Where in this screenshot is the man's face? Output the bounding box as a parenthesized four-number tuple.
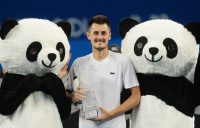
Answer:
(87, 23, 111, 51)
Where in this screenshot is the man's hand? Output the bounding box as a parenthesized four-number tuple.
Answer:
(92, 86, 140, 121)
(91, 107, 112, 121)
(72, 86, 86, 103)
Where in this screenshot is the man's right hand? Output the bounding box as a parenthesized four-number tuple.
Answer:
(72, 86, 86, 103)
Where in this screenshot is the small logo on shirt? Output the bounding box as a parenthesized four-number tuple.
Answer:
(110, 72, 115, 75)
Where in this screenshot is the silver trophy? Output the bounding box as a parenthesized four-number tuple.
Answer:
(74, 60, 101, 119)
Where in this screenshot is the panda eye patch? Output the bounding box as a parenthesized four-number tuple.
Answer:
(163, 38, 178, 59)
(30, 48, 37, 55)
(26, 41, 42, 62)
(59, 48, 64, 55)
(137, 42, 143, 49)
(167, 44, 175, 51)
(56, 42, 65, 62)
(134, 36, 148, 56)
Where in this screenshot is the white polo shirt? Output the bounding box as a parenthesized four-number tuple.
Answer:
(67, 51, 139, 128)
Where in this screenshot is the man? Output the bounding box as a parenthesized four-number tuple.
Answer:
(67, 15, 141, 128)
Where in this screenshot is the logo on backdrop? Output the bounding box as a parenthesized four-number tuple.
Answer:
(53, 13, 169, 39)
(53, 17, 88, 39)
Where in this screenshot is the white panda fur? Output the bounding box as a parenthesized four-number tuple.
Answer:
(0, 19, 70, 76)
(0, 18, 71, 128)
(195, 106, 200, 114)
(0, 115, 16, 128)
(122, 19, 198, 81)
(119, 19, 200, 128)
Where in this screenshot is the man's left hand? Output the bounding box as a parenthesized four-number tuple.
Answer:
(92, 107, 112, 121)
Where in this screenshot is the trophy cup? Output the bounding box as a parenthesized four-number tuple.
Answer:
(74, 61, 101, 119)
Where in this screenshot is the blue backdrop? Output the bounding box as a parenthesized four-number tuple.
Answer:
(0, 0, 200, 65)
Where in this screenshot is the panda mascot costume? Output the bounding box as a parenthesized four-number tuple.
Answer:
(119, 18, 200, 128)
(0, 18, 72, 128)
(194, 40, 200, 127)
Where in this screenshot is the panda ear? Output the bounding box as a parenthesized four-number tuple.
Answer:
(185, 22, 200, 43)
(0, 19, 18, 40)
(56, 21, 71, 38)
(119, 18, 139, 39)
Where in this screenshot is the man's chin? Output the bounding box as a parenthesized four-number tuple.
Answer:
(94, 47, 106, 51)
(97, 48, 105, 51)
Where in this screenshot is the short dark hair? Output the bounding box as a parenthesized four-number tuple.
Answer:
(88, 15, 111, 30)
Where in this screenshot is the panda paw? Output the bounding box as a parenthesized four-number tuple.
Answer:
(19, 74, 42, 93)
(41, 72, 65, 95)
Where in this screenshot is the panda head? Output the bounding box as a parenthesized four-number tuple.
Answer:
(119, 18, 200, 78)
(0, 18, 71, 76)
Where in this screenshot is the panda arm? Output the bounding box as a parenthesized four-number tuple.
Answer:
(137, 73, 195, 117)
(194, 54, 200, 87)
(0, 74, 41, 115)
(193, 54, 200, 111)
(41, 73, 72, 119)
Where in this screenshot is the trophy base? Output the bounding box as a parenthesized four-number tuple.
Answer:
(81, 108, 101, 119)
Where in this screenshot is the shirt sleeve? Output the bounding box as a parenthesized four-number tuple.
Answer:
(122, 56, 139, 89)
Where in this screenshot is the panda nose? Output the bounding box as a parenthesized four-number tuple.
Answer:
(149, 47, 159, 56)
(48, 53, 56, 62)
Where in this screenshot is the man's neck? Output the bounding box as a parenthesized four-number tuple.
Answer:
(92, 48, 109, 60)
